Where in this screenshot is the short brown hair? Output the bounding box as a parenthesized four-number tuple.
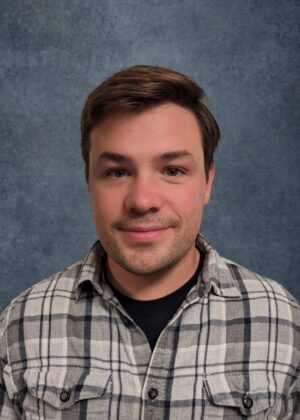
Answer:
(81, 65, 220, 178)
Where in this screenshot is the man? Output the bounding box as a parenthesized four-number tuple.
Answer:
(0, 65, 299, 419)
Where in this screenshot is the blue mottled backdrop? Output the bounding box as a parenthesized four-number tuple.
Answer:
(0, 0, 299, 311)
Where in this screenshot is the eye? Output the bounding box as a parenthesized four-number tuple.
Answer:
(107, 168, 128, 178)
(164, 167, 184, 176)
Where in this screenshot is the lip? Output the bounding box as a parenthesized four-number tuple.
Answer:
(119, 227, 169, 241)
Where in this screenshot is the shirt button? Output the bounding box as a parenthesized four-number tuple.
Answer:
(242, 393, 253, 409)
(60, 390, 71, 402)
(148, 387, 159, 400)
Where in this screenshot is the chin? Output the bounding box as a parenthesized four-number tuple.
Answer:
(115, 252, 181, 276)
(121, 265, 169, 277)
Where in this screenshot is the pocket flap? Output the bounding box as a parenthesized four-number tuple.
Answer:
(205, 372, 274, 416)
(24, 368, 111, 409)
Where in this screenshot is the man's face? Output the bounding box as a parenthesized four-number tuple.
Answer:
(87, 103, 214, 276)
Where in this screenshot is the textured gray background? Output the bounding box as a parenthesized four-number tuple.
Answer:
(1, 0, 299, 312)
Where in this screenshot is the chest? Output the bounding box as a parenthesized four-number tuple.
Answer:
(6, 295, 290, 419)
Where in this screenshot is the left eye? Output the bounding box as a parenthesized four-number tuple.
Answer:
(165, 168, 183, 176)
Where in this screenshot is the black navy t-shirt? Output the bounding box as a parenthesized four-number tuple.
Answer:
(103, 250, 205, 350)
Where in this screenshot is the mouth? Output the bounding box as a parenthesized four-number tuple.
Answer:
(119, 226, 170, 241)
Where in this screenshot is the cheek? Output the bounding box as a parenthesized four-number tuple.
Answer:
(89, 186, 116, 218)
(171, 186, 204, 216)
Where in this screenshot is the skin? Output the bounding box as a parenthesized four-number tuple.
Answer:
(87, 103, 215, 300)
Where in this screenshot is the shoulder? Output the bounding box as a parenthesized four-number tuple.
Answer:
(199, 234, 299, 313)
(220, 255, 300, 324)
(0, 258, 84, 336)
(225, 256, 299, 302)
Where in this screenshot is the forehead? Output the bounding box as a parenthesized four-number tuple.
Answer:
(90, 103, 203, 159)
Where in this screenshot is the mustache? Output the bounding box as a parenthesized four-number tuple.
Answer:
(113, 217, 180, 230)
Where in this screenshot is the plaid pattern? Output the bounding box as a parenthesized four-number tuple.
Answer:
(0, 234, 299, 419)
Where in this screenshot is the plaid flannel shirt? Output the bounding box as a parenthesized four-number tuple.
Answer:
(0, 234, 299, 419)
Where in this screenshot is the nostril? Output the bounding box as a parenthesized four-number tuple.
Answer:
(128, 207, 160, 217)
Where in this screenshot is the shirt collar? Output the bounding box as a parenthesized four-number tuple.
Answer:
(75, 233, 242, 301)
(196, 235, 242, 298)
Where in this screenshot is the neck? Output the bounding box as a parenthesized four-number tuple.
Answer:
(106, 246, 200, 300)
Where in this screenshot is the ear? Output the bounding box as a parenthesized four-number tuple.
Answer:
(203, 163, 215, 205)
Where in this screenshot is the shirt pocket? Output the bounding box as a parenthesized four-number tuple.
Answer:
(204, 372, 276, 419)
(21, 368, 112, 419)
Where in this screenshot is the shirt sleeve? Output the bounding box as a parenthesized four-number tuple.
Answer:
(0, 306, 19, 419)
(285, 293, 300, 418)
(284, 367, 300, 417)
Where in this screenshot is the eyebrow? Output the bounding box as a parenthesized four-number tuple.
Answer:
(98, 152, 132, 163)
(158, 150, 195, 162)
(97, 150, 195, 163)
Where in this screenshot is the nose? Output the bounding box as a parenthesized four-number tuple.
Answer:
(124, 175, 163, 215)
